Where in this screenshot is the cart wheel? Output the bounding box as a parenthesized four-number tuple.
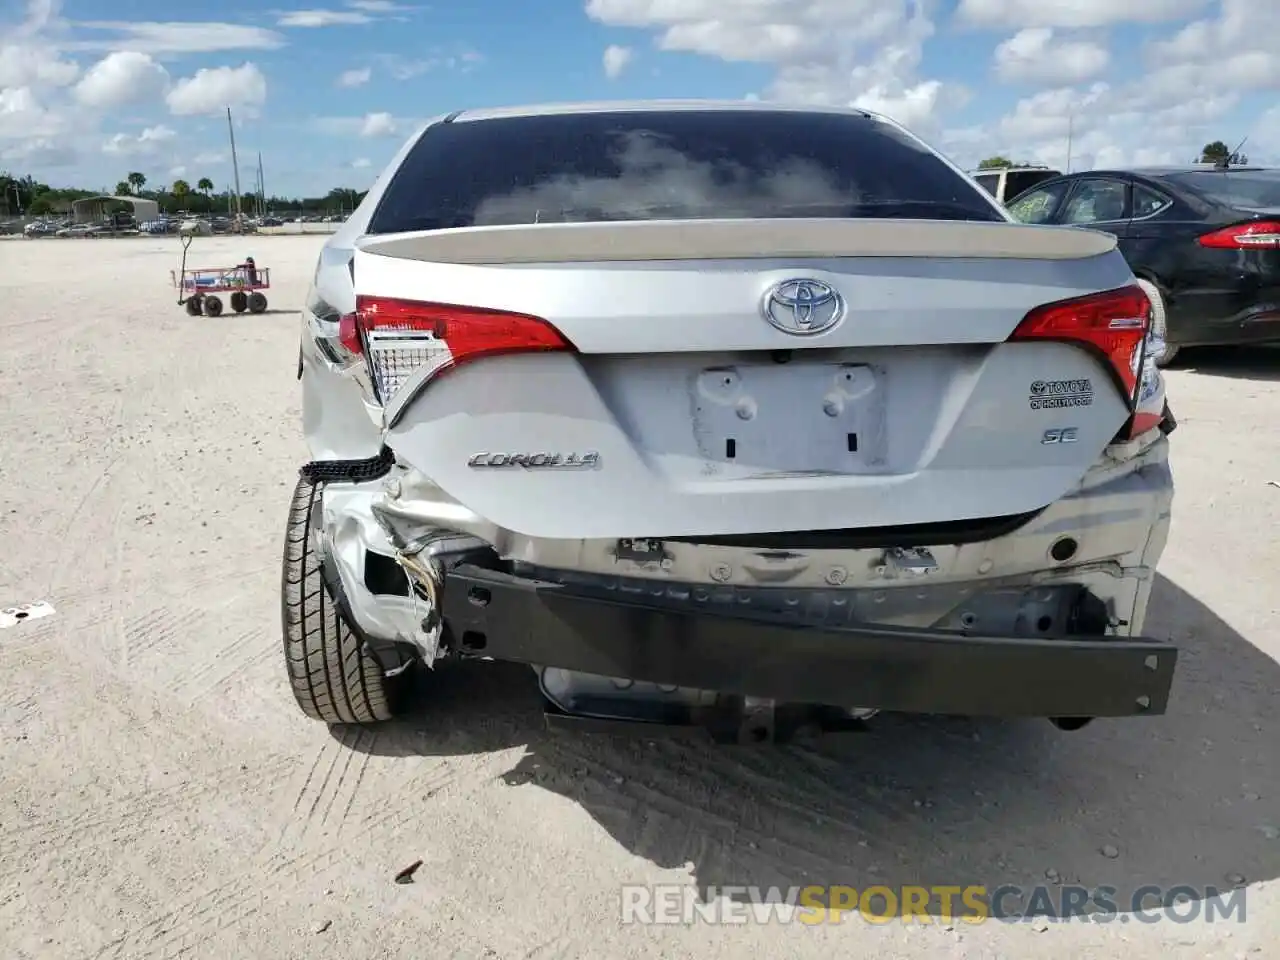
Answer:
(230, 291, 248, 313)
(248, 292, 268, 314)
(185, 297, 202, 317)
(203, 295, 224, 317)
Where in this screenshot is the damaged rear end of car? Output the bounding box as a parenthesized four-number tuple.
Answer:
(287, 103, 1177, 741)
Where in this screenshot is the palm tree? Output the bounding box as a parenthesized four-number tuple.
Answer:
(126, 171, 146, 195)
(171, 179, 190, 211)
(196, 177, 213, 212)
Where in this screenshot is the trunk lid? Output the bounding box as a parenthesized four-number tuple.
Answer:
(355, 219, 1139, 540)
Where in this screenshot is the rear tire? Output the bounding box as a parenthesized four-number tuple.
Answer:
(184, 297, 202, 317)
(1136, 278, 1179, 367)
(281, 476, 413, 724)
(248, 292, 268, 314)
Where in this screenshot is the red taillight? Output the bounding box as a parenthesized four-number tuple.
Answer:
(1008, 285, 1150, 402)
(1197, 221, 1280, 249)
(352, 295, 572, 403)
(338, 312, 361, 355)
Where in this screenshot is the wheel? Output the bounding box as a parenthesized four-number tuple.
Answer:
(203, 295, 223, 317)
(230, 291, 248, 313)
(248, 292, 268, 314)
(1136, 278, 1179, 367)
(281, 476, 414, 723)
(184, 297, 202, 317)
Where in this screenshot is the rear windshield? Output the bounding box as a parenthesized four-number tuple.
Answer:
(367, 110, 1004, 233)
(973, 173, 999, 197)
(1162, 171, 1280, 210)
(1003, 169, 1059, 200)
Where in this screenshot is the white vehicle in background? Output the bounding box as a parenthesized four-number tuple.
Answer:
(286, 100, 1177, 744)
(971, 164, 1062, 205)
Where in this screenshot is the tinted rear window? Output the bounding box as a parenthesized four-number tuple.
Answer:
(1161, 171, 1280, 210)
(368, 110, 1003, 233)
(1004, 170, 1058, 200)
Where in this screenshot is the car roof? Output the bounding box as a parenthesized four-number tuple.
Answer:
(1069, 165, 1277, 178)
(448, 99, 879, 123)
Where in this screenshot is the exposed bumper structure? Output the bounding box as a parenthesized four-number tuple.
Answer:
(441, 563, 1177, 721)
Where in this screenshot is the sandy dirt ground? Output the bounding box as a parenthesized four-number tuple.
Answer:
(0, 235, 1276, 960)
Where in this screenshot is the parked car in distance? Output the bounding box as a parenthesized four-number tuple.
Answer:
(1006, 165, 1280, 366)
(970, 164, 1062, 205)
(286, 99, 1178, 744)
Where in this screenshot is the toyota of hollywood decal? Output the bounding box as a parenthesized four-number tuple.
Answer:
(1028, 379, 1094, 410)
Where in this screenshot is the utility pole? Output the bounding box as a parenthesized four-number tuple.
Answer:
(226, 106, 243, 224)
(1066, 111, 1074, 173)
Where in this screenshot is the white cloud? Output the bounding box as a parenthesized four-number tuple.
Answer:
(348, 0, 414, 11)
(956, 0, 1209, 29)
(102, 124, 176, 155)
(65, 21, 285, 54)
(586, 0, 955, 131)
(0, 44, 79, 87)
(276, 9, 373, 27)
(275, 2, 416, 27)
(1, 136, 76, 167)
(377, 54, 433, 79)
(165, 63, 267, 116)
(360, 111, 396, 137)
(1144, 1, 1280, 92)
(994, 28, 1109, 85)
(0, 85, 63, 141)
(1249, 105, 1280, 159)
(948, 0, 1280, 173)
(73, 51, 169, 108)
(336, 66, 371, 87)
(351, 157, 371, 168)
(11, 0, 63, 38)
(603, 44, 633, 79)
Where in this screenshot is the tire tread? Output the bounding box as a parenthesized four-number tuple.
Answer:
(280, 476, 406, 723)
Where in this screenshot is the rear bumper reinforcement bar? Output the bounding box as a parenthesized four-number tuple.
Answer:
(441, 564, 1178, 719)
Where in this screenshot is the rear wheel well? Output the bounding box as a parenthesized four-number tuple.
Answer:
(1131, 269, 1166, 292)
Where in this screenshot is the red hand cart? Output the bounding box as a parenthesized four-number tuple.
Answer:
(171, 263, 271, 317)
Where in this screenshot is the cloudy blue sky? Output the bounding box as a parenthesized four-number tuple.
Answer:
(1, 0, 1276, 197)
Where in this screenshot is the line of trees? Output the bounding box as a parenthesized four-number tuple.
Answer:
(977, 141, 1250, 172)
(1196, 140, 1249, 165)
(1, 169, 367, 219)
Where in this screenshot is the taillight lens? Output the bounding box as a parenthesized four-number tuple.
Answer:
(1008, 285, 1150, 403)
(1197, 221, 1280, 249)
(352, 295, 572, 403)
(338, 312, 360, 355)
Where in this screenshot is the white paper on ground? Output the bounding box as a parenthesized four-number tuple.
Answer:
(0, 601, 56, 629)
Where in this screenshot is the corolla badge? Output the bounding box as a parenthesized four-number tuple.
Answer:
(761, 278, 844, 336)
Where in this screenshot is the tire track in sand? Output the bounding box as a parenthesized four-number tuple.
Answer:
(89, 753, 505, 960)
(171, 625, 278, 705)
(277, 727, 374, 848)
(0, 758, 294, 880)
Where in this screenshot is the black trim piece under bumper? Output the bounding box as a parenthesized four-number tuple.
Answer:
(299, 446, 395, 485)
(442, 565, 1178, 719)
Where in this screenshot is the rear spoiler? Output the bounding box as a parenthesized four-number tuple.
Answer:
(356, 217, 1118, 265)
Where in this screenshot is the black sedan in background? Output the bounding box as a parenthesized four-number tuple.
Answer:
(1005, 166, 1280, 365)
